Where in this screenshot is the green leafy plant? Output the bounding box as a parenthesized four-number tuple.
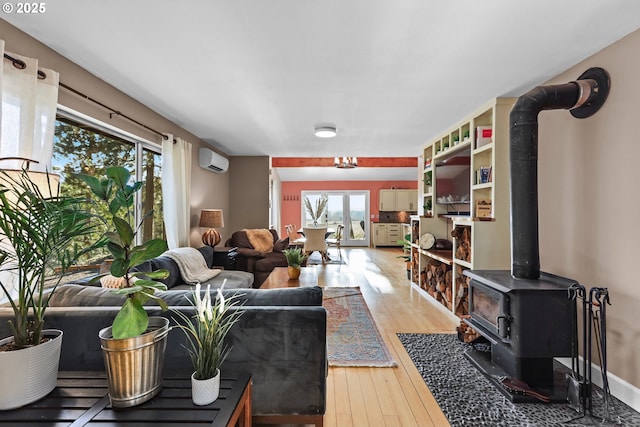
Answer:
(396, 233, 412, 262)
(78, 166, 169, 339)
(173, 282, 244, 380)
(423, 171, 432, 186)
(0, 168, 102, 348)
(424, 199, 432, 211)
(282, 248, 308, 268)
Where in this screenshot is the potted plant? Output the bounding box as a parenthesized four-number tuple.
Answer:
(424, 199, 433, 217)
(282, 248, 308, 279)
(0, 167, 101, 410)
(78, 166, 170, 408)
(423, 171, 432, 195)
(172, 282, 244, 405)
(303, 196, 327, 226)
(396, 233, 412, 279)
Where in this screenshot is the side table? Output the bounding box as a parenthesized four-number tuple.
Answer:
(0, 371, 252, 427)
(213, 246, 238, 270)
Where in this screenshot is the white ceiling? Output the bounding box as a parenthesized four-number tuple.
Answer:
(4, 1, 640, 181)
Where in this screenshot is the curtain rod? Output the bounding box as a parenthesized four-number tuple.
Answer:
(3, 52, 173, 142)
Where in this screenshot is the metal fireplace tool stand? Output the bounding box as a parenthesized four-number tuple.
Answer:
(566, 284, 619, 425)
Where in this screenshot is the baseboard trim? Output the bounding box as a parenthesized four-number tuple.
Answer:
(556, 357, 640, 413)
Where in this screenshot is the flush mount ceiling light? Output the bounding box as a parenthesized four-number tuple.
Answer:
(334, 156, 358, 169)
(314, 126, 337, 138)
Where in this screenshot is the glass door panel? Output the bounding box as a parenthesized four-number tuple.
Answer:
(345, 193, 368, 246)
(301, 190, 369, 247)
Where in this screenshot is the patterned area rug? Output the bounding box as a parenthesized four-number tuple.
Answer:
(398, 333, 640, 427)
(323, 288, 396, 367)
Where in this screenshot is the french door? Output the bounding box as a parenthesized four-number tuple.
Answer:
(301, 191, 370, 246)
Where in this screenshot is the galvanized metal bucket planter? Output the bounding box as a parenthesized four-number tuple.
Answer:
(98, 317, 169, 408)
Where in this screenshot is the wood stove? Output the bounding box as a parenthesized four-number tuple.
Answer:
(462, 68, 610, 402)
(464, 270, 576, 398)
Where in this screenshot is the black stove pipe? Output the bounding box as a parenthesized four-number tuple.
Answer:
(509, 68, 610, 280)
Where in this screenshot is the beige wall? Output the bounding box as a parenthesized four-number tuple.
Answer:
(0, 20, 230, 249)
(228, 156, 271, 234)
(537, 29, 640, 387)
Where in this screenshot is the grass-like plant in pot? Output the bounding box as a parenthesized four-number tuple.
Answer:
(283, 247, 308, 279)
(172, 282, 244, 405)
(78, 166, 170, 407)
(0, 166, 102, 409)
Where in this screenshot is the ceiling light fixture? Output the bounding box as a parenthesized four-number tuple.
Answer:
(334, 156, 358, 169)
(314, 126, 337, 138)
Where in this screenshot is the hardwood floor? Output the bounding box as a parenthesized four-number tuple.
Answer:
(259, 246, 459, 427)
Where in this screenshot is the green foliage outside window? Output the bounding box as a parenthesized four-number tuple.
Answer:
(52, 118, 164, 268)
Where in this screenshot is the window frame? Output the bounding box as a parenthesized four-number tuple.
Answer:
(55, 105, 162, 244)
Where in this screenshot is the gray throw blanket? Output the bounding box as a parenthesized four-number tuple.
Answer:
(162, 247, 221, 284)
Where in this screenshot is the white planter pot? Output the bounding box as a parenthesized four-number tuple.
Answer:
(99, 317, 169, 408)
(191, 369, 220, 406)
(0, 329, 63, 410)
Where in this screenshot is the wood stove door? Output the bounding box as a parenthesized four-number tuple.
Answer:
(469, 280, 511, 341)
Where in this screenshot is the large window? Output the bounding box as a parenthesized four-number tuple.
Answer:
(51, 111, 163, 266)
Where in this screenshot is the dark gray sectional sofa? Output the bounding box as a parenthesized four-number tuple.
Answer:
(0, 246, 327, 427)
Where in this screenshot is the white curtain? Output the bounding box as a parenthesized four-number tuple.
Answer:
(0, 41, 60, 304)
(162, 134, 192, 249)
(0, 46, 59, 171)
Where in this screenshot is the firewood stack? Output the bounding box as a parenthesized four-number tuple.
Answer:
(457, 316, 480, 343)
(454, 265, 470, 317)
(411, 247, 419, 283)
(451, 225, 472, 262)
(422, 258, 453, 309)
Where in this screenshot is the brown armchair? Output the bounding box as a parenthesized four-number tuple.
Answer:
(226, 228, 289, 287)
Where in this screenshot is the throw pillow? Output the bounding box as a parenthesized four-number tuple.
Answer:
(100, 274, 138, 289)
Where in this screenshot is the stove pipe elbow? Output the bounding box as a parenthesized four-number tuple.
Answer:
(509, 68, 610, 280)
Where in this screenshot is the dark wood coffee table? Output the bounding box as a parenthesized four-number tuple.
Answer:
(0, 371, 252, 426)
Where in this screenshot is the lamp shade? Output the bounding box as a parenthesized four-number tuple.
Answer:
(2, 170, 60, 203)
(199, 209, 224, 228)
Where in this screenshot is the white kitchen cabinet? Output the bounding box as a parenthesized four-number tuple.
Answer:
(396, 189, 417, 211)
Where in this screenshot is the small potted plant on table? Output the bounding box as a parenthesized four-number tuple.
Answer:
(173, 282, 244, 405)
(282, 248, 308, 279)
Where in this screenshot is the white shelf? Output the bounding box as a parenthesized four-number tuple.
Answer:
(454, 259, 472, 269)
(433, 140, 472, 161)
(473, 142, 494, 154)
(472, 182, 493, 190)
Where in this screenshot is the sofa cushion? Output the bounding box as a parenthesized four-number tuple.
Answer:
(273, 236, 289, 252)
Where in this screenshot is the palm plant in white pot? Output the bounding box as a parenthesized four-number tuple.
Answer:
(0, 166, 102, 410)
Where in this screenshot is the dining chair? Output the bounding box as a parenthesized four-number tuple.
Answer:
(325, 224, 344, 262)
(286, 224, 305, 248)
(303, 226, 328, 264)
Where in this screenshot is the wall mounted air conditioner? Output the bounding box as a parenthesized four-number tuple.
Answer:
(199, 147, 229, 173)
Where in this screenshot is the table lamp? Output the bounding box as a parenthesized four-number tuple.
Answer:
(199, 209, 224, 247)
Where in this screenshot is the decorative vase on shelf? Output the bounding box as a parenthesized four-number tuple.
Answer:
(288, 266, 301, 279)
(191, 369, 220, 406)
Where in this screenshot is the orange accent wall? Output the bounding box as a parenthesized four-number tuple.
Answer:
(280, 180, 417, 237)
